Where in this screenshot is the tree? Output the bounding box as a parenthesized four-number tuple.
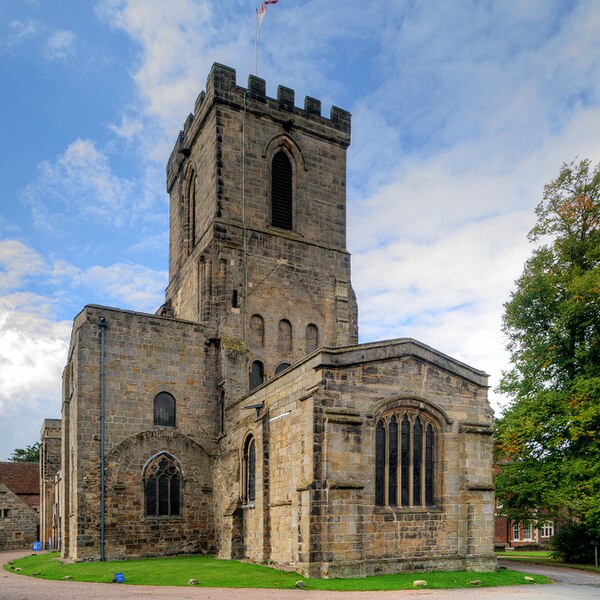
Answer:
(494, 158, 600, 538)
(9, 442, 40, 463)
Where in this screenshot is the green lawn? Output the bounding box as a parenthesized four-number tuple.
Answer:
(496, 550, 600, 573)
(4, 552, 550, 590)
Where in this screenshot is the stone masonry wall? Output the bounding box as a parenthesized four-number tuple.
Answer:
(62, 305, 218, 561)
(214, 339, 495, 578)
(0, 484, 38, 550)
(40, 419, 61, 550)
(310, 341, 495, 577)
(164, 64, 358, 385)
(213, 357, 322, 568)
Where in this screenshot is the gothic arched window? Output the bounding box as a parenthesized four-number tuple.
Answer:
(278, 319, 292, 353)
(144, 454, 181, 517)
(250, 360, 264, 391)
(374, 411, 437, 508)
(249, 314, 265, 348)
(271, 151, 293, 230)
(154, 392, 176, 428)
(243, 436, 256, 504)
(305, 323, 319, 354)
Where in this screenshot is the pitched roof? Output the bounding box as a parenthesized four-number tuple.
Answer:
(0, 462, 39, 496)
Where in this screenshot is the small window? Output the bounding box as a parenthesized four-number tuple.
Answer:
(154, 392, 176, 428)
(250, 360, 264, 391)
(275, 362, 291, 375)
(522, 522, 533, 541)
(305, 323, 319, 354)
(271, 151, 293, 230)
(14, 531, 22, 540)
(513, 522, 520, 541)
(0, 509, 9, 518)
(249, 314, 265, 348)
(243, 436, 256, 504)
(219, 390, 225, 436)
(144, 454, 182, 517)
(278, 319, 292, 352)
(540, 522, 554, 538)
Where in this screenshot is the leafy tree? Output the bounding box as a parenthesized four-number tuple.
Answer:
(9, 442, 41, 463)
(495, 159, 600, 539)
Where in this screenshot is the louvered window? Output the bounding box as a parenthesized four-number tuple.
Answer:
(375, 412, 436, 508)
(154, 392, 176, 427)
(271, 151, 293, 230)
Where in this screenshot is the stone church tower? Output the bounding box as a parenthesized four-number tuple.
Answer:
(163, 64, 357, 402)
(42, 64, 496, 577)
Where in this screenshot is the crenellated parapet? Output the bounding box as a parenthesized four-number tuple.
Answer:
(167, 63, 351, 192)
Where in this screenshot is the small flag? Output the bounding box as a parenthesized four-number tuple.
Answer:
(257, 0, 279, 25)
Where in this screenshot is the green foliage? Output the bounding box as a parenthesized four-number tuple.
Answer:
(495, 159, 600, 536)
(551, 522, 595, 564)
(4, 553, 550, 589)
(8, 442, 40, 462)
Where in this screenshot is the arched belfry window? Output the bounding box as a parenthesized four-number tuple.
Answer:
(154, 392, 176, 428)
(375, 411, 437, 508)
(144, 454, 182, 517)
(243, 435, 256, 504)
(249, 360, 264, 391)
(271, 151, 293, 230)
(185, 167, 197, 255)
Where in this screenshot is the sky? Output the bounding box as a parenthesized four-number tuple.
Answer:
(1, 0, 600, 460)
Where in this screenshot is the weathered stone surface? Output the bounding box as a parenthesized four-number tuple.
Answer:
(0, 484, 38, 550)
(47, 64, 496, 578)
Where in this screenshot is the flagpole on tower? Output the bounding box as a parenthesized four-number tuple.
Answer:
(254, 0, 279, 76)
(254, 10, 260, 75)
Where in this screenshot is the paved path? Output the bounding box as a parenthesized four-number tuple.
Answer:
(2, 550, 600, 600)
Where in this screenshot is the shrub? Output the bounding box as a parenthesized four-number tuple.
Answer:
(551, 522, 595, 563)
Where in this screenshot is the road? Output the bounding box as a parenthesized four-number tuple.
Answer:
(2, 550, 599, 600)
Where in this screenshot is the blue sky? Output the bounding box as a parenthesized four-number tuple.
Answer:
(1, 0, 600, 460)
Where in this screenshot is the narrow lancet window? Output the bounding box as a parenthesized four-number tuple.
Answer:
(271, 151, 293, 230)
(375, 420, 386, 506)
(250, 360, 264, 391)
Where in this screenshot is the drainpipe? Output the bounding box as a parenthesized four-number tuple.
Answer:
(98, 316, 108, 562)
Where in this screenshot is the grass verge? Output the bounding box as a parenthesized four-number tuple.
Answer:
(496, 551, 600, 573)
(4, 552, 550, 590)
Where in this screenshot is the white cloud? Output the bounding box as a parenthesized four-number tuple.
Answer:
(1, 19, 42, 51)
(45, 29, 76, 61)
(78, 263, 167, 313)
(0, 238, 168, 457)
(0, 240, 47, 292)
(22, 138, 137, 230)
(0, 292, 70, 459)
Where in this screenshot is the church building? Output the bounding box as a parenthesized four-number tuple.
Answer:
(41, 64, 496, 577)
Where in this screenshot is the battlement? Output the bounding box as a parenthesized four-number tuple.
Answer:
(167, 63, 351, 190)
